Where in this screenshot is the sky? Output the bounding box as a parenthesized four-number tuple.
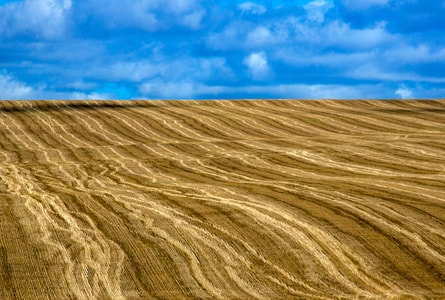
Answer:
(0, 0, 444, 100)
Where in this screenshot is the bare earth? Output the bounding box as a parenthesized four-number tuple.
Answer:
(1, 99, 445, 299)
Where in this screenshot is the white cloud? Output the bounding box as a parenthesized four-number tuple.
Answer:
(304, 0, 333, 22)
(0, 71, 35, 99)
(180, 9, 205, 29)
(350, 63, 445, 83)
(138, 81, 389, 99)
(70, 92, 112, 100)
(87, 57, 233, 83)
(231, 18, 396, 52)
(276, 49, 375, 67)
(89, 61, 159, 82)
(209, 15, 395, 52)
(342, 0, 389, 10)
(208, 21, 288, 50)
(167, 0, 199, 14)
(138, 81, 226, 99)
(238, 2, 267, 14)
(244, 52, 271, 80)
(64, 80, 97, 90)
(196, 58, 234, 80)
(207, 24, 240, 50)
(84, 0, 204, 31)
(165, 0, 206, 30)
(239, 83, 385, 99)
(395, 87, 414, 99)
(383, 45, 445, 64)
(139, 82, 194, 98)
(0, 0, 72, 39)
(322, 21, 395, 49)
(0, 70, 113, 100)
(247, 26, 273, 45)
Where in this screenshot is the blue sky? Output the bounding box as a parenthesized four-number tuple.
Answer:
(0, 0, 444, 99)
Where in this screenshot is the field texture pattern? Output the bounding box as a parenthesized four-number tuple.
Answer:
(1, 100, 445, 299)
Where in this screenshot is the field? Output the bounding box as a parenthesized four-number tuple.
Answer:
(1, 99, 445, 299)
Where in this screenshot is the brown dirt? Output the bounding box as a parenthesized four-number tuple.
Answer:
(1, 99, 445, 299)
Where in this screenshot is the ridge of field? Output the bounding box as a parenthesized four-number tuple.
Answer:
(0, 99, 445, 299)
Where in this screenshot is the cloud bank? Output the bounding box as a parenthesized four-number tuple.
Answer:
(0, 0, 444, 99)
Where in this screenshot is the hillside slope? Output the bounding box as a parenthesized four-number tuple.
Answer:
(1, 99, 445, 299)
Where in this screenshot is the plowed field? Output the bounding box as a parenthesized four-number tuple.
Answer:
(1, 99, 445, 299)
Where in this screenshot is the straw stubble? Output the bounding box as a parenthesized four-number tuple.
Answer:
(0, 99, 445, 299)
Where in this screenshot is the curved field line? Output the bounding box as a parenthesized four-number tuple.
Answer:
(0, 100, 445, 299)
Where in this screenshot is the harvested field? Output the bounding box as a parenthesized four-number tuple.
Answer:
(1, 99, 445, 299)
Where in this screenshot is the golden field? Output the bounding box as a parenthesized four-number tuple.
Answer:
(0, 99, 445, 299)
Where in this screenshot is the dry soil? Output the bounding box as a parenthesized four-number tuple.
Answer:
(1, 99, 445, 299)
